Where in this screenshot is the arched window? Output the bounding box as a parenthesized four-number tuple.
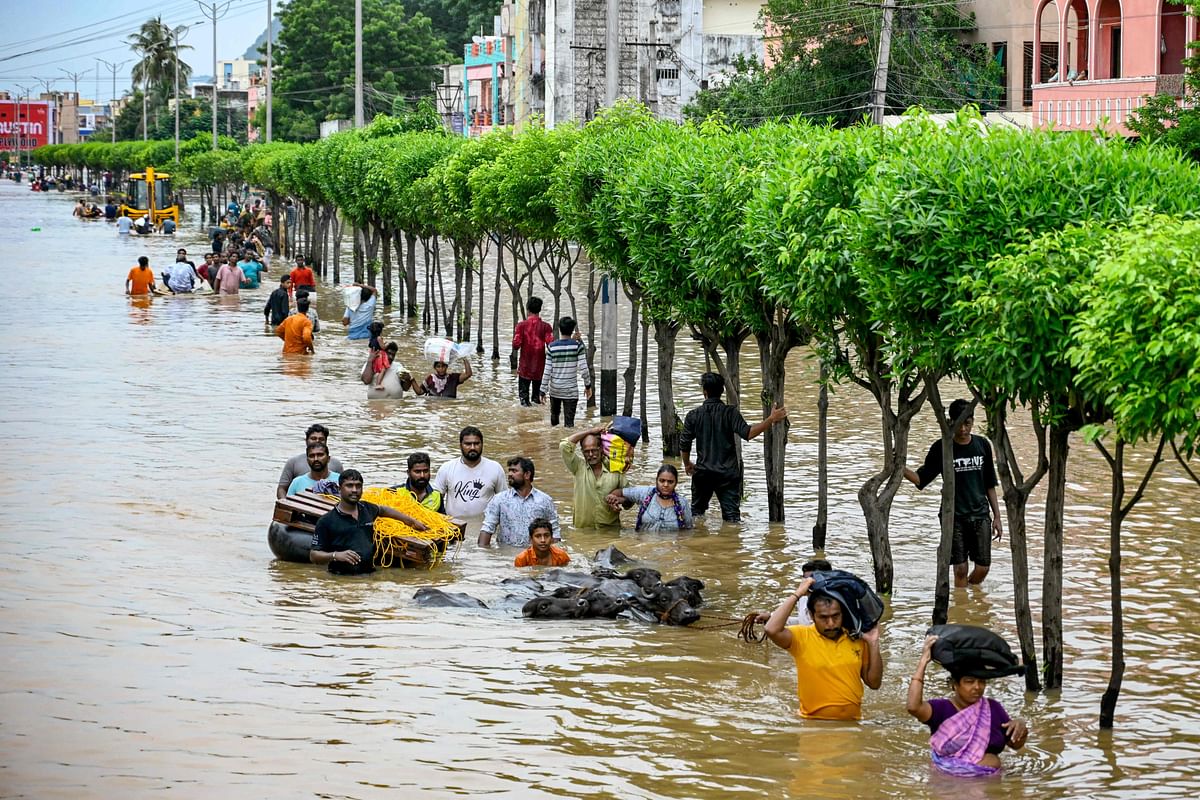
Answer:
(1095, 0, 1122, 80)
(1065, 0, 1090, 81)
(1036, 0, 1060, 82)
(1161, 0, 1187, 75)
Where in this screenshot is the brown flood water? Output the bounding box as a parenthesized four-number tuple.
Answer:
(0, 184, 1197, 799)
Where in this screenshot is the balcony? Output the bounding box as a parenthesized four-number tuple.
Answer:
(1032, 75, 1185, 135)
(1031, 0, 1196, 135)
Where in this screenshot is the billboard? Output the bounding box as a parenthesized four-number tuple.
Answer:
(0, 101, 52, 150)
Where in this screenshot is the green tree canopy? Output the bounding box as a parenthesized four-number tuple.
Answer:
(272, 0, 447, 142)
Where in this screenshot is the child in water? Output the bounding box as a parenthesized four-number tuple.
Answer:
(368, 322, 390, 388)
(514, 518, 570, 567)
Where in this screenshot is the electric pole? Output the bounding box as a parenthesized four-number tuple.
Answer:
(869, 0, 897, 126)
(37, 78, 56, 144)
(600, 275, 618, 416)
(61, 69, 86, 145)
(15, 84, 33, 168)
(354, 0, 363, 127)
(266, 0, 273, 142)
(98, 59, 128, 143)
(197, 1, 233, 149)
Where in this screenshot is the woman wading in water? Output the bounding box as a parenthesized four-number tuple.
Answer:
(608, 464, 694, 532)
(906, 635, 1028, 776)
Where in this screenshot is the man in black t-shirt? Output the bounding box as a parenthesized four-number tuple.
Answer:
(904, 399, 1003, 587)
(680, 372, 788, 522)
(309, 470, 429, 575)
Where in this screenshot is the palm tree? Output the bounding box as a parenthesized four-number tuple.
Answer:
(127, 16, 193, 107)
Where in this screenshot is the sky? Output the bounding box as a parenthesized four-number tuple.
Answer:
(0, 0, 268, 103)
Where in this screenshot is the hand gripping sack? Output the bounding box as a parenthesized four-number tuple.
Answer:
(807, 569, 885, 639)
(926, 624, 1025, 679)
(601, 432, 635, 473)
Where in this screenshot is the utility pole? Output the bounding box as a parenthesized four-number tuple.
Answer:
(98, 59, 127, 143)
(174, 25, 189, 162)
(600, 275, 618, 416)
(142, 78, 148, 140)
(61, 69, 86, 146)
(15, 84, 33, 168)
(354, 0, 363, 127)
(605, 0, 619, 105)
(266, 0, 273, 142)
(197, 1, 232, 149)
(36, 78, 56, 144)
(869, 0, 897, 126)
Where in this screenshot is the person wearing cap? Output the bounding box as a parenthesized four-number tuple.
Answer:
(414, 358, 471, 398)
(763, 576, 882, 720)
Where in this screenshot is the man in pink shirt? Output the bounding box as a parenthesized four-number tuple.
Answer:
(215, 254, 246, 295)
(511, 296, 554, 406)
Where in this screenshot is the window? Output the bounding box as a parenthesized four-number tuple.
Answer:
(656, 67, 679, 81)
(1022, 42, 1034, 106)
(1039, 42, 1059, 84)
(993, 42, 1009, 107)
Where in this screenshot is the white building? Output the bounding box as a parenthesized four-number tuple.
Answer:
(545, 0, 766, 126)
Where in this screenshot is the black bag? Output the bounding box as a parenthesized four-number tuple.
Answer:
(808, 569, 885, 639)
(927, 624, 1025, 679)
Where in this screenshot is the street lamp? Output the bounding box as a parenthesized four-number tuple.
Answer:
(14, 83, 33, 169)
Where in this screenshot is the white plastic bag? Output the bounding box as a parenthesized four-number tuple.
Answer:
(423, 338, 474, 364)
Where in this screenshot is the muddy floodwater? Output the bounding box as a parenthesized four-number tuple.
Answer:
(0, 183, 1197, 799)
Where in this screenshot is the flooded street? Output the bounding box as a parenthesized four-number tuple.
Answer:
(0, 182, 1197, 799)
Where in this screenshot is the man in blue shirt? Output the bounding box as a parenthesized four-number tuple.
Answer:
(287, 442, 340, 496)
(238, 251, 266, 289)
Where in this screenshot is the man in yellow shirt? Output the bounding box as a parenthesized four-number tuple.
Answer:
(764, 576, 883, 720)
(560, 426, 626, 527)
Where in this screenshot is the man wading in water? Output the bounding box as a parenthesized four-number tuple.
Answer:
(309, 470, 428, 575)
(431, 426, 507, 521)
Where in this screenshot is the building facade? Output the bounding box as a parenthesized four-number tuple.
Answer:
(1031, 0, 1197, 133)
(544, 0, 765, 126)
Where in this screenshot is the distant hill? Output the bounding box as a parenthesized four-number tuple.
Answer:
(243, 18, 282, 61)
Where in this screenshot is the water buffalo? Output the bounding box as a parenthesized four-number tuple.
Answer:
(638, 584, 701, 626)
(523, 595, 589, 619)
(664, 576, 705, 608)
(413, 587, 488, 608)
(622, 568, 662, 590)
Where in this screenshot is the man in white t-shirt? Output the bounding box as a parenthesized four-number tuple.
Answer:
(432, 426, 507, 520)
(116, 215, 132, 235)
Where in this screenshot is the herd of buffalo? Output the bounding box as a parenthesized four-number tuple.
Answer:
(413, 559, 707, 627)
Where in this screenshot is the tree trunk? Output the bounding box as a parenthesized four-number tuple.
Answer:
(379, 227, 392, 307)
(585, 261, 599, 407)
(622, 285, 640, 417)
(639, 314, 650, 443)
(986, 401, 1047, 694)
(1097, 436, 1164, 728)
(1042, 423, 1070, 690)
(927, 379, 959, 627)
(331, 213, 343, 285)
(756, 322, 797, 523)
(391, 231, 406, 312)
(405, 232, 418, 318)
(814, 362, 829, 552)
(476, 240, 486, 354)
(653, 319, 682, 457)
(492, 233, 504, 360)
(856, 371, 925, 599)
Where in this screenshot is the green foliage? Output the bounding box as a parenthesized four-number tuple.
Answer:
(1069, 214, 1200, 455)
(404, 0, 496, 57)
(850, 108, 1200, 376)
(469, 124, 579, 243)
(686, 2, 1002, 128)
(272, 0, 447, 142)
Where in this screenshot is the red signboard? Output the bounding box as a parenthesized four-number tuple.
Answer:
(0, 101, 51, 150)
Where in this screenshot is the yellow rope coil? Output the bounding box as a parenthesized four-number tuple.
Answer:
(360, 487, 463, 570)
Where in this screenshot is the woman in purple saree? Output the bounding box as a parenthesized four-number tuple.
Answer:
(906, 635, 1028, 776)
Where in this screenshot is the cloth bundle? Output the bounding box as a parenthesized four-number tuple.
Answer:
(602, 416, 642, 473)
(927, 624, 1025, 679)
(807, 569, 885, 638)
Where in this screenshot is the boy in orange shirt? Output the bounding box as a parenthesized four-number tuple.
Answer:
(514, 518, 569, 567)
(125, 256, 157, 295)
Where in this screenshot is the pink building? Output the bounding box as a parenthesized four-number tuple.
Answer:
(1033, 0, 1197, 134)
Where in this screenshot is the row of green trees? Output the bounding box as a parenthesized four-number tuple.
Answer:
(33, 107, 1200, 727)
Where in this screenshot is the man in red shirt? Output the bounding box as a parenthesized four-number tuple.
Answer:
(511, 296, 553, 406)
(289, 255, 316, 294)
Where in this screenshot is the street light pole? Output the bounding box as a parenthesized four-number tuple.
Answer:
(14, 84, 33, 169)
(266, 0, 273, 142)
(197, 1, 232, 150)
(354, 0, 363, 127)
(36, 78, 56, 144)
(98, 59, 128, 143)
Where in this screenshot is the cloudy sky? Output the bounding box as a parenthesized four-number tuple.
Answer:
(1, 0, 267, 101)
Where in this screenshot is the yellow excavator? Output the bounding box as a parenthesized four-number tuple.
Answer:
(119, 166, 179, 225)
